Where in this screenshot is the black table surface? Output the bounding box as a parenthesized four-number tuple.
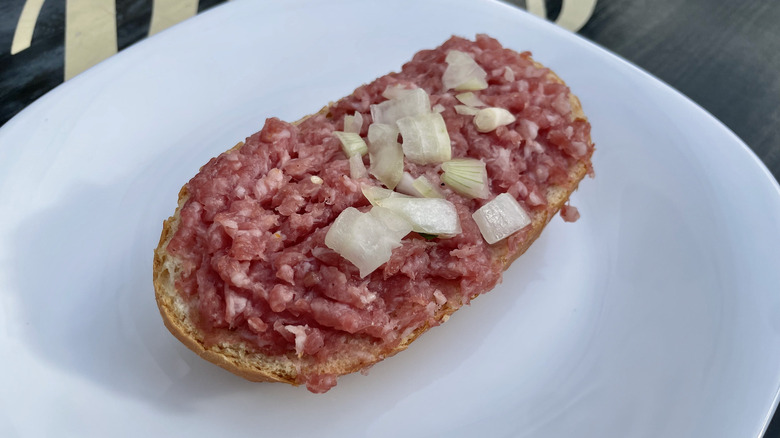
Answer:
(1, 0, 779, 435)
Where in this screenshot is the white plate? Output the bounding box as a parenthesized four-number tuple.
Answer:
(1, 0, 779, 436)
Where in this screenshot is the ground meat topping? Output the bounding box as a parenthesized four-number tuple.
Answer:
(166, 34, 593, 391)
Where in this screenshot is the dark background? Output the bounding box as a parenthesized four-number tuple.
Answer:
(1, 0, 778, 434)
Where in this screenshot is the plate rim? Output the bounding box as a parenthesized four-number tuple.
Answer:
(1, 0, 779, 435)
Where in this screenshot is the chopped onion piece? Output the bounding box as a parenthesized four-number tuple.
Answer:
(395, 172, 424, 197)
(455, 92, 486, 108)
(443, 50, 488, 91)
(412, 175, 444, 198)
(343, 112, 363, 134)
(454, 105, 480, 116)
(504, 66, 515, 82)
(325, 207, 412, 278)
(397, 113, 452, 164)
(333, 131, 367, 157)
(362, 185, 410, 206)
(503, 66, 515, 82)
(370, 145, 404, 189)
(441, 158, 489, 199)
(370, 206, 413, 242)
(367, 123, 403, 189)
(310, 175, 324, 185)
(432, 103, 445, 113)
(367, 122, 399, 145)
(472, 193, 531, 244)
(474, 107, 516, 133)
(458, 78, 488, 91)
(375, 197, 462, 235)
(349, 154, 368, 179)
(371, 88, 431, 125)
(382, 84, 415, 100)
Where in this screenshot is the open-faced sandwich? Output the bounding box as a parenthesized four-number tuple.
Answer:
(153, 34, 594, 393)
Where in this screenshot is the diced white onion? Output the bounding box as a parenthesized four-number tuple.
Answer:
(371, 88, 431, 125)
(397, 112, 451, 165)
(371, 206, 413, 242)
(284, 325, 308, 358)
(382, 84, 415, 100)
(412, 175, 444, 198)
(370, 145, 404, 189)
(455, 92, 486, 108)
(443, 50, 488, 91)
(333, 131, 367, 157)
(395, 172, 424, 197)
(375, 197, 462, 236)
(503, 66, 515, 82)
(367, 123, 403, 189)
(455, 105, 480, 116)
(361, 185, 410, 206)
(324, 206, 412, 278)
(472, 193, 531, 244)
(349, 155, 368, 179)
(310, 175, 324, 185)
(441, 158, 489, 199)
(432, 103, 445, 113)
(367, 122, 399, 145)
(343, 112, 364, 134)
(474, 107, 516, 133)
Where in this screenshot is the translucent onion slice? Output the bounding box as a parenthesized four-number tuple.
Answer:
(367, 122, 399, 145)
(367, 123, 403, 189)
(371, 206, 413, 242)
(382, 84, 415, 100)
(375, 197, 462, 235)
(412, 175, 444, 198)
(370, 145, 404, 189)
(455, 92, 486, 108)
(432, 103, 445, 113)
(455, 105, 480, 116)
(333, 131, 367, 157)
(472, 193, 531, 244)
(473, 107, 516, 133)
(370, 88, 431, 125)
(325, 207, 412, 278)
(503, 66, 515, 82)
(349, 154, 368, 179)
(395, 172, 424, 197)
(343, 112, 364, 134)
(397, 113, 452, 165)
(443, 50, 488, 91)
(441, 158, 489, 199)
(361, 185, 410, 206)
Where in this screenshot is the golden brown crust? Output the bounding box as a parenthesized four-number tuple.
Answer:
(153, 57, 593, 389)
